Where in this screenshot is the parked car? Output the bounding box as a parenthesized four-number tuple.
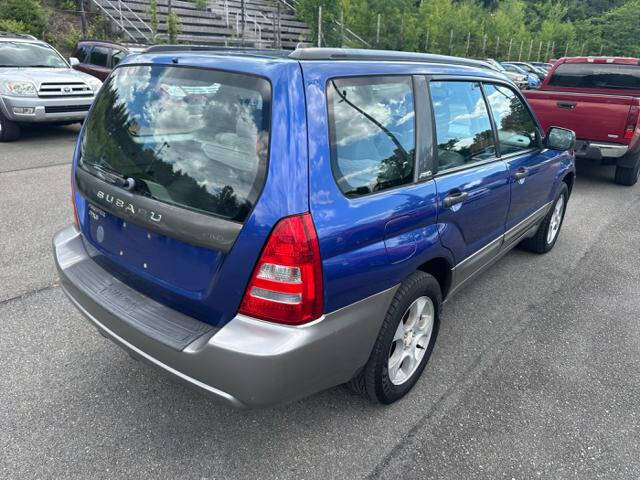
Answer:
(484, 58, 528, 89)
(501, 62, 541, 89)
(0, 32, 102, 142)
(524, 56, 640, 185)
(53, 47, 576, 408)
(530, 61, 554, 72)
(505, 61, 547, 81)
(70, 40, 146, 81)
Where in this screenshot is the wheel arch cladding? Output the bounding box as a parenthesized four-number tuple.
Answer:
(563, 171, 575, 196)
(417, 257, 452, 300)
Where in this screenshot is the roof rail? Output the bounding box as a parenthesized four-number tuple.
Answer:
(79, 39, 148, 48)
(0, 31, 38, 41)
(143, 45, 290, 57)
(288, 48, 491, 69)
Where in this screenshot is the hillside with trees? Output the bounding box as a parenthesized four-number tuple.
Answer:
(297, 0, 640, 59)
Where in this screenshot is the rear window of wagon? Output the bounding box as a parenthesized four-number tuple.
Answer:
(78, 65, 271, 223)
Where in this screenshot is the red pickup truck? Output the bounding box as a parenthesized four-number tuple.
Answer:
(524, 57, 640, 185)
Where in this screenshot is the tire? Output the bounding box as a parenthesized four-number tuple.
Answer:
(520, 183, 568, 254)
(349, 271, 441, 404)
(0, 110, 21, 142)
(614, 161, 640, 186)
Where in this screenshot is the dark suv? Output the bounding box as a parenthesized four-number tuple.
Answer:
(54, 47, 576, 408)
(70, 40, 145, 81)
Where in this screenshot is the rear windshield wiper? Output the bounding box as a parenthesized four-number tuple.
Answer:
(88, 163, 136, 190)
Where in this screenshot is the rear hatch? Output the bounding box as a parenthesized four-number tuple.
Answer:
(536, 61, 640, 143)
(74, 63, 271, 327)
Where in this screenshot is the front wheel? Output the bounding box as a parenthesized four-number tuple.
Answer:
(520, 183, 568, 254)
(0, 110, 21, 142)
(349, 272, 441, 404)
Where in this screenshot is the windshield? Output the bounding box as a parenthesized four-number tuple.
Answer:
(549, 63, 640, 90)
(0, 42, 68, 68)
(78, 65, 271, 223)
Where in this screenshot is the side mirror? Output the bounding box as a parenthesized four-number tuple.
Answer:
(69, 57, 80, 67)
(546, 126, 576, 151)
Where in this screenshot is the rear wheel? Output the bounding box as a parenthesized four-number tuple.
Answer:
(349, 272, 441, 404)
(520, 183, 568, 254)
(0, 110, 21, 142)
(614, 160, 640, 186)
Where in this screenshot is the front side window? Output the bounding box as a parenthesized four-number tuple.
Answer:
(74, 45, 90, 63)
(430, 81, 495, 170)
(89, 46, 109, 67)
(79, 65, 271, 222)
(483, 84, 537, 155)
(549, 62, 640, 90)
(328, 76, 415, 197)
(0, 41, 67, 68)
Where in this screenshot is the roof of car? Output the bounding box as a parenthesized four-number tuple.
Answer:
(142, 46, 492, 70)
(0, 32, 41, 43)
(78, 39, 148, 51)
(559, 56, 640, 65)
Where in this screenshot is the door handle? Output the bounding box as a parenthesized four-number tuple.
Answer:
(443, 191, 469, 208)
(514, 168, 529, 180)
(557, 101, 577, 109)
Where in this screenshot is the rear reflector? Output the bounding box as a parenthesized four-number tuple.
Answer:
(238, 213, 323, 325)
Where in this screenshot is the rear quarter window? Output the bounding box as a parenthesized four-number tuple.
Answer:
(549, 63, 640, 90)
(327, 76, 416, 197)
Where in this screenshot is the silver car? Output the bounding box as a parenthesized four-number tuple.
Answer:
(0, 32, 102, 141)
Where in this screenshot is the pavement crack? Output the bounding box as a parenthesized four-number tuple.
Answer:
(0, 162, 70, 175)
(0, 283, 59, 306)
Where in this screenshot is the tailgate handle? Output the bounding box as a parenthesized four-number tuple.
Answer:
(557, 101, 577, 109)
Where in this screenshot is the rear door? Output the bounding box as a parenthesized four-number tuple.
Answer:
(483, 83, 559, 241)
(429, 80, 510, 286)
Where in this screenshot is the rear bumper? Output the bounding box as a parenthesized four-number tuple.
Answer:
(53, 226, 397, 408)
(575, 140, 629, 160)
(0, 94, 94, 123)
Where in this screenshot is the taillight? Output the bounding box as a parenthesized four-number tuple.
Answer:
(238, 213, 323, 325)
(624, 105, 639, 140)
(71, 169, 80, 229)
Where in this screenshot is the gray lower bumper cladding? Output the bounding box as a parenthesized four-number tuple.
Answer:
(53, 225, 397, 408)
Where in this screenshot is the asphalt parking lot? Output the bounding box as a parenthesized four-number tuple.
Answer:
(1, 125, 639, 479)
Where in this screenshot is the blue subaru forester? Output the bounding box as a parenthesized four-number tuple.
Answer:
(53, 47, 576, 408)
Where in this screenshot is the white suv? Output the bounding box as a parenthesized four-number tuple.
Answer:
(0, 32, 102, 141)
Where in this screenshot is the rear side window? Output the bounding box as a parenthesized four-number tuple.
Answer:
(79, 65, 271, 222)
(483, 84, 537, 155)
(430, 81, 495, 170)
(327, 76, 415, 197)
(89, 46, 109, 67)
(549, 62, 640, 90)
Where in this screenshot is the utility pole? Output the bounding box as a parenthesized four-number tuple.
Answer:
(518, 39, 523, 61)
(318, 6, 322, 47)
(465, 31, 470, 57)
(241, 0, 245, 46)
(449, 30, 454, 55)
(340, 9, 344, 47)
(78, 0, 88, 38)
